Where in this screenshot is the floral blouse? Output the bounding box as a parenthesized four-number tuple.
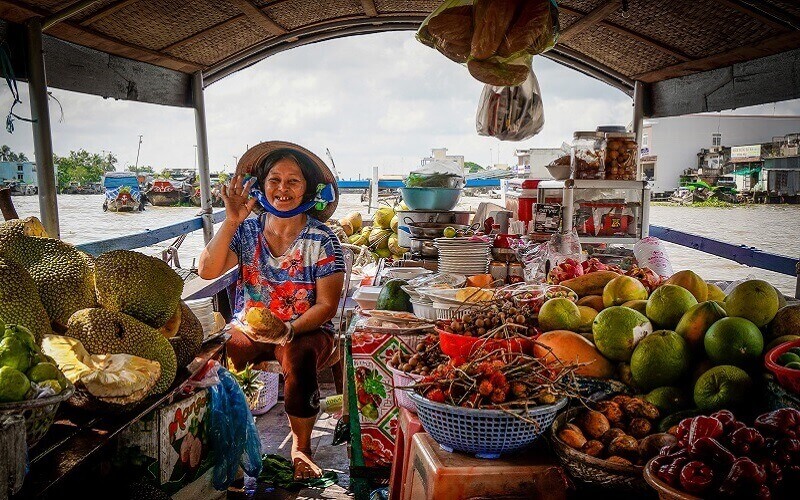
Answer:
(229, 215, 345, 333)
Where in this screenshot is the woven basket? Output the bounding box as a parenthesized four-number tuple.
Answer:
(574, 377, 634, 401)
(550, 409, 648, 492)
(0, 383, 74, 448)
(410, 391, 566, 459)
(249, 370, 279, 416)
(643, 458, 702, 500)
(387, 364, 424, 413)
(764, 377, 800, 411)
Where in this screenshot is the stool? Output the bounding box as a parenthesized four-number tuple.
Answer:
(402, 433, 569, 500)
(389, 407, 423, 500)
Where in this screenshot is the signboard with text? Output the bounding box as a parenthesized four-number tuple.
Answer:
(731, 145, 761, 159)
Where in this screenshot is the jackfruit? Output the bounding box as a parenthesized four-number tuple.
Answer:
(159, 306, 182, 339)
(0, 234, 96, 332)
(43, 334, 160, 404)
(0, 217, 48, 238)
(169, 302, 203, 368)
(0, 257, 53, 342)
(66, 308, 177, 394)
(94, 250, 184, 328)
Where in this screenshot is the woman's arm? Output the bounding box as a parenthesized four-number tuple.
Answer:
(197, 219, 240, 279)
(289, 272, 345, 335)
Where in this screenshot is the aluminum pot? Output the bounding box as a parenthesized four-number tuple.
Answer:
(404, 219, 472, 239)
(409, 237, 439, 258)
(396, 210, 472, 247)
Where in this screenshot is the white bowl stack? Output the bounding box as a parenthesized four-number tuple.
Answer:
(433, 238, 491, 275)
(184, 297, 222, 338)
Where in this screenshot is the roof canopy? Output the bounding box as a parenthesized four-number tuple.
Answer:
(1, 0, 799, 116)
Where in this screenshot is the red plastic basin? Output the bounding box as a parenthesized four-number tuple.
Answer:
(765, 338, 800, 394)
(437, 328, 535, 362)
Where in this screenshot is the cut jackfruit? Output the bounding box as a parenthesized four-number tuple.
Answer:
(170, 302, 203, 368)
(66, 309, 177, 394)
(0, 257, 53, 342)
(94, 250, 184, 328)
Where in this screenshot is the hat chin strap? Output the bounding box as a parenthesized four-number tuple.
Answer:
(248, 182, 335, 218)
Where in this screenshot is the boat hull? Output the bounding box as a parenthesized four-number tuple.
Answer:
(148, 191, 184, 206)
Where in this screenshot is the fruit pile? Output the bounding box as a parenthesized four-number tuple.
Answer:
(0, 324, 67, 402)
(558, 394, 677, 466)
(437, 300, 540, 338)
(337, 206, 408, 260)
(415, 347, 579, 408)
(389, 334, 448, 376)
(652, 409, 800, 498)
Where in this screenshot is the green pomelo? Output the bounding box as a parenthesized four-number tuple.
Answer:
(539, 298, 582, 332)
(27, 362, 61, 383)
(0, 337, 30, 373)
(0, 365, 30, 402)
(621, 300, 648, 315)
(724, 279, 779, 327)
(778, 352, 800, 366)
(602, 276, 648, 308)
(592, 306, 652, 362)
(704, 317, 763, 366)
(631, 330, 691, 391)
(693, 365, 752, 411)
(768, 304, 800, 341)
(675, 301, 727, 352)
(786, 361, 800, 370)
(577, 306, 597, 333)
(644, 386, 689, 414)
(646, 285, 698, 329)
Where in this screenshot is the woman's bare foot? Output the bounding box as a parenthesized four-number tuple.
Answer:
(291, 448, 323, 480)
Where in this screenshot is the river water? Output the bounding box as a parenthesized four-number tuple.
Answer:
(10, 194, 799, 295)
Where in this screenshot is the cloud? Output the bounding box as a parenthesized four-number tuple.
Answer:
(1, 31, 797, 179)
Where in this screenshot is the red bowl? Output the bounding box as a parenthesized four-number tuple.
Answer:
(436, 328, 535, 362)
(765, 338, 800, 394)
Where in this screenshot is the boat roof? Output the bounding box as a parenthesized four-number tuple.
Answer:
(2, 1, 799, 117)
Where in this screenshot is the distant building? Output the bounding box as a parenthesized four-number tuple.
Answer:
(514, 148, 562, 178)
(421, 148, 464, 169)
(642, 114, 800, 193)
(0, 161, 37, 184)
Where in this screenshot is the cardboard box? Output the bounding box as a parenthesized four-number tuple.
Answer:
(118, 389, 212, 492)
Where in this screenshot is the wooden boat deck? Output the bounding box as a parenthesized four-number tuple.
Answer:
(228, 382, 354, 500)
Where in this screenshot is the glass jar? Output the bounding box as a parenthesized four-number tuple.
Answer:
(604, 132, 638, 180)
(572, 131, 605, 180)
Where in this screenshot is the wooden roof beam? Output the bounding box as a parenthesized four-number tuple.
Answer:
(716, 0, 793, 31)
(43, 0, 101, 30)
(559, 5, 691, 62)
(559, 0, 621, 43)
(229, 0, 286, 35)
(79, 0, 139, 26)
(361, 0, 378, 17)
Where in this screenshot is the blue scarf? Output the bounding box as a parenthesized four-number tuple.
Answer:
(245, 176, 335, 218)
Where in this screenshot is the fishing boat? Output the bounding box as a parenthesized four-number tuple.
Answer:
(3, 179, 36, 195)
(102, 172, 143, 212)
(146, 179, 185, 206)
(189, 184, 224, 207)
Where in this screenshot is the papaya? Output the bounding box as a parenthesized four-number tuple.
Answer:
(534, 330, 614, 378)
(466, 274, 494, 288)
(675, 301, 727, 352)
(375, 279, 412, 312)
(577, 295, 605, 312)
(665, 270, 708, 302)
(560, 271, 621, 297)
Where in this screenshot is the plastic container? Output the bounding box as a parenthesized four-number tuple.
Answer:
(431, 301, 474, 321)
(604, 132, 638, 180)
(409, 392, 566, 459)
(387, 364, 424, 413)
(400, 187, 462, 211)
(572, 131, 605, 180)
(765, 338, 800, 394)
(410, 298, 437, 321)
(436, 329, 535, 361)
(352, 285, 382, 310)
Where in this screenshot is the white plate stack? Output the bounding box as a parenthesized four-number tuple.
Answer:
(433, 238, 491, 275)
(184, 297, 223, 338)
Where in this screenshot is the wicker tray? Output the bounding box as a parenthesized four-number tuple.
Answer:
(550, 408, 648, 492)
(0, 383, 74, 447)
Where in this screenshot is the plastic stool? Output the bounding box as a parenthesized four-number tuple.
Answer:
(402, 433, 569, 500)
(389, 407, 423, 500)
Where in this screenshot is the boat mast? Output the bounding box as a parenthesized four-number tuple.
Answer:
(134, 135, 143, 174)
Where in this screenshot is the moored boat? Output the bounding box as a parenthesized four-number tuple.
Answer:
(102, 172, 143, 212)
(147, 179, 184, 206)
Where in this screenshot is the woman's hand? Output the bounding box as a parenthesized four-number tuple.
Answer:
(220, 174, 257, 226)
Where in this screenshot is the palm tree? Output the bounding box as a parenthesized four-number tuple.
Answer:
(0, 145, 11, 161)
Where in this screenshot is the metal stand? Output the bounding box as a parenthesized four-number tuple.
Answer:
(192, 71, 214, 244)
(25, 18, 60, 237)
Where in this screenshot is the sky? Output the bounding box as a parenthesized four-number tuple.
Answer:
(2, 31, 800, 180)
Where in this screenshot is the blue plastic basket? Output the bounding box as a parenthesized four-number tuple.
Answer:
(408, 392, 567, 459)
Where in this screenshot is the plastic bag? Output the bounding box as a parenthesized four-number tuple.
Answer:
(405, 160, 465, 188)
(512, 230, 584, 283)
(476, 68, 544, 141)
(207, 364, 262, 490)
(417, 0, 559, 86)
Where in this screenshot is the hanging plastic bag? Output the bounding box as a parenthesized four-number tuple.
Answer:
(417, 0, 559, 86)
(404, 159, 465, 188)
(476, 68, 544, 141)
(206, 362, 263, 490)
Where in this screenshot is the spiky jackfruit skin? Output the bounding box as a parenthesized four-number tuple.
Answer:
(0, 257, 53, 343)
(170, 302, 203, 368)
(66, 308, 177, 394)
(0, 217, 48, 238)
(94, 250, 184, 328)
(0, 233, 96, 332)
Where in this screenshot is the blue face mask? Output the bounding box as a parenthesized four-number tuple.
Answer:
(244, 176, 335, 218)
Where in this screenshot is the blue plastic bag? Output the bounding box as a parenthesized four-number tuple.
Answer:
(206, 363, 263, 490)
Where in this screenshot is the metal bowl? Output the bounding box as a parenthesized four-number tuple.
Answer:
(409, 238, 439, 258)
(546, 164, 571, 180)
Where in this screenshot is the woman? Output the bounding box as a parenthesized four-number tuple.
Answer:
(198, 141, 345, 480)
